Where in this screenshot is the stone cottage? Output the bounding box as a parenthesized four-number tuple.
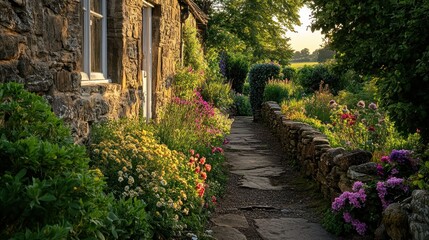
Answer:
(0, 0, 208, 143)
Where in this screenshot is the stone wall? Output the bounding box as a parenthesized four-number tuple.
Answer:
(261, 101, 429, 240)
(0, 0, 186, 143)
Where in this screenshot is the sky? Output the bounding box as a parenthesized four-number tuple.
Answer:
(287, 6, 324, 53)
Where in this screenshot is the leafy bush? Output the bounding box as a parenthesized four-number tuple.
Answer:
(243, 82, 250, 95)
(221, 53, 249, 93)
(330, 151, 416, 237)
(183, 19, 206, 71)
(296, 64, 340, 94)
(304, 83, 334, 123)
(90, 121, 206, 238)
(263, 79, 303, 104)
(282, 66, 296, 80)
(155, 91, 232, 154)
(173, 67, 205, 100)
(233, 94, 252, 116)
(0, 83, 133, 239)
(248, 63, 280, 121)
(336, 79, 378, 109)
(201, 77, 234, 111)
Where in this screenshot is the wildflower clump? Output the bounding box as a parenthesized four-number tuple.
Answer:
(91, 122, 207, 238)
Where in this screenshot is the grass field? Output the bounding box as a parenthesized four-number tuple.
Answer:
(290, 62, 319, 69)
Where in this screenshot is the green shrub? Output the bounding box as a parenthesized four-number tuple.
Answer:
(296, 64, 340, 94)
(233, 94, 252, 116)
(173, 67, 204, 100)
(243, 82, 250, 95)
(304, 84, 334, 123)
(282, 66, 296, 80)
(90, 121, 204, 238)
(0, 83, 130, 239)
(248, 63, 280, 121)
(183, 19, 206, 71)
(224, 53, 249, 93)
(201, 77, 234, 110)
(263, 80, 294, 103)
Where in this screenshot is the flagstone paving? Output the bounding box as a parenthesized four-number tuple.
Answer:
(209, 116, 336, 240)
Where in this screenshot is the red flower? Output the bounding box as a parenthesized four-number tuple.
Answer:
(195, 166, 201, 173)
(205, 164, 212, 172)
(200, 171, 207, 180)
(211, 195, 217, 203)
(190, 149, 195, 155)
(368, 126, 375, 131)
(199, 157, 206, 165)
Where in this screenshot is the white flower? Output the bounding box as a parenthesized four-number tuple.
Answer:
(128, 176, 135, 185)
(118, 176, 124, 182)
(124, 186, 130, 191)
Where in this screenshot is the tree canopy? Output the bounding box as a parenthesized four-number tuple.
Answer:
(307, 0, 429, 142)
(198, 0, 304, 64)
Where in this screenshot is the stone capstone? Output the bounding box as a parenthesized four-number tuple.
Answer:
(347, 162, 378, 181)
(333, 150, 372, 171)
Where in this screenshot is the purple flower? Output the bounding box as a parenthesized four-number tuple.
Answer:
(389, 149, 411, 164)
(351, 219, 367, 236)
(352, 181, 364, 191)
(390, 168, 399, 176)
(376, 164, 385, 176)
(343, 212, 352, 223)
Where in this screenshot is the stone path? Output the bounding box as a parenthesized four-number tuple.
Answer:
(209, 116, 335, 240)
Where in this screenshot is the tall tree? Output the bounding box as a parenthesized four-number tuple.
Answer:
(307, 0, 429, 142)
(202, 0, 304, 64)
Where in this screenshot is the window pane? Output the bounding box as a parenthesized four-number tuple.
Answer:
(91, 14, 102, 73)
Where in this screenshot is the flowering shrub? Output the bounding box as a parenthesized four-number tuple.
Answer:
(91, 122, 207, 238)
(376, 149, 419, 179)
(156, 91, 232, 154)
(329, 150, 415, 237)
(329, 100, 389, 153)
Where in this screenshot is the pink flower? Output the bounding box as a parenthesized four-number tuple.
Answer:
(205, 164, 212, 172)
(368, 102, 377, 110)
(199, 157, 206, 165)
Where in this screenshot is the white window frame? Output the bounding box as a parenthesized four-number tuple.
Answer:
(142, 0, 154, 121)
(81, 0, 110, 85)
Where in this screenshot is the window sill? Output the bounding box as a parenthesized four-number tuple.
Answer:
(81, 72, 111, 86)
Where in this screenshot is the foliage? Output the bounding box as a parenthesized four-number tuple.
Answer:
(329, 101, 390, 154)
(304, 83, 333, 123)
(330, 149, 416, 236)
(242, 82, 250, 96)
(296, 64, 340, 94)
(233, 94, 252, 116)
(183, 19, 206, 72)
(336, 79, 378, 109)
(90, 121, 206, 238)
(263, 79, 302, 104)
(281, 66, 296, 80)
(205, 0, 303, 64)
(248, 63, 281, 118)
(201, 77, 234, 111)
(307, 0, 429, 143)
(155, 91, 232, 154)
(173, 67, 205, 100)
(220, 52, 250, 94)
(0, 83, 132, 239)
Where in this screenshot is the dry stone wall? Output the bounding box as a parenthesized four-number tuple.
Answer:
(0, 0, 184, 143)
(261, 101, 429, 240)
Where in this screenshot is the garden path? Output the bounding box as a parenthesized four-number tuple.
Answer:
(208, 116, 335, 240)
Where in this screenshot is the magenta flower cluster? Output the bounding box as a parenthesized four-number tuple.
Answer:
(332, 181, 368, 235)
(376, 149, 419, 178)
(376, 177, 409, 209)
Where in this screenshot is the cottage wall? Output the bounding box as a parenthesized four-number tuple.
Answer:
(0, 0, 184, 143)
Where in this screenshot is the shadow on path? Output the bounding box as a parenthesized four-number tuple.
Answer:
(209, 116, 336, 240)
